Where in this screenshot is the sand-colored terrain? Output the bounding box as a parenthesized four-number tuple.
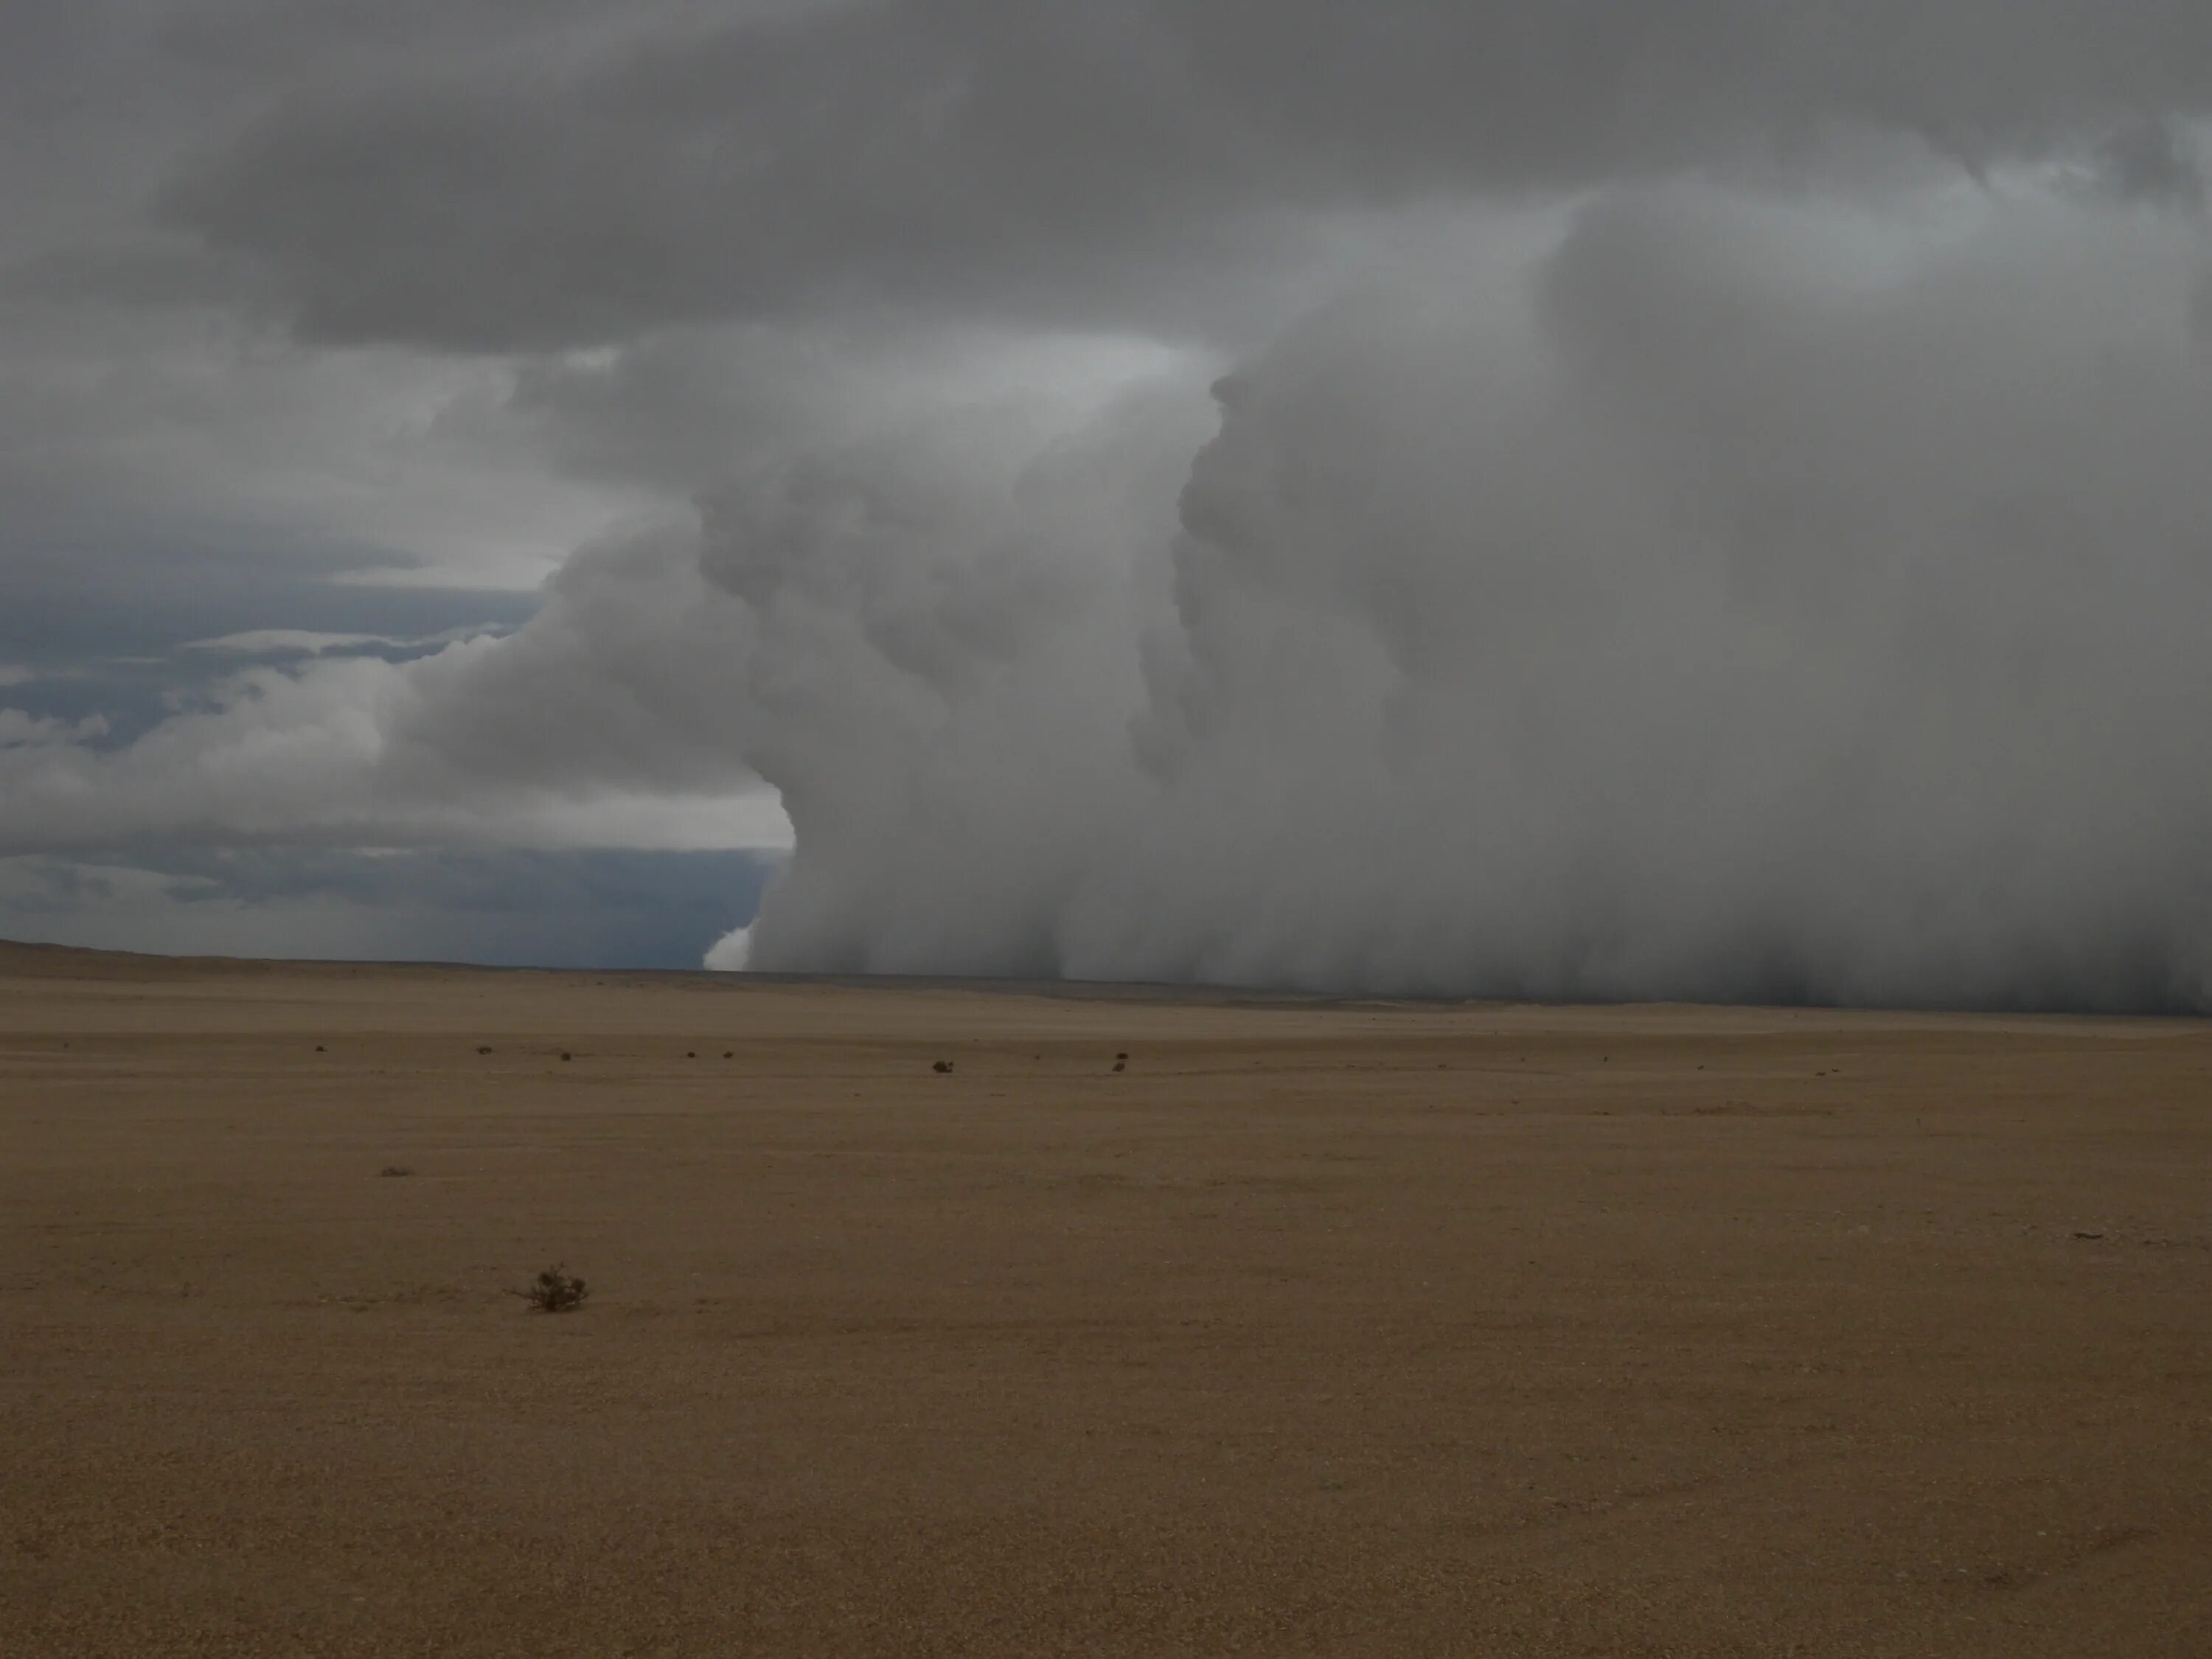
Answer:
(1, 941, 2208, 1657)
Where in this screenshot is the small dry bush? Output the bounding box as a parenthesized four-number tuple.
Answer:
(511, 1265, 590, 1313)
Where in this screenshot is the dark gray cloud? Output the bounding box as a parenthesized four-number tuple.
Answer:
(159, 1, 2212, 350)
(2086, 119, 2210, 209)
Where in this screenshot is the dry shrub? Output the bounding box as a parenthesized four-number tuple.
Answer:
(511, 1265, 590, 1313)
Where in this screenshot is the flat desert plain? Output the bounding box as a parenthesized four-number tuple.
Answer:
(2, 942, 2209, 1658)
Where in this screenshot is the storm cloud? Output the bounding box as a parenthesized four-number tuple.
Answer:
(7, 2, 2212, 999)
(165, 1, 2212, 348)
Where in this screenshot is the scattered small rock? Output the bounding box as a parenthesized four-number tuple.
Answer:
(723, 1051, 734, 1060)
(314, 1045, 325, 1053)
(932, 1060, 954, 1074)
(476, 1045, 493, 1055)
(378, 1165, 414, 1178)
(2073, 1229, 2105, 1240)
(686, 1051, 696, 1060)
(560, 1051, 574, 1062)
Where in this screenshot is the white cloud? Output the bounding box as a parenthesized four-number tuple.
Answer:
(0, 636, 791, 856)
(181, 630, 400, 655)
(179, 625, 515, 658)
(691, 181, 2212, 1010)
(702, 925, 751, 971)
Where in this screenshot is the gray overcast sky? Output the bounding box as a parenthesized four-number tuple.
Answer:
(6, 3, 2212, 1001)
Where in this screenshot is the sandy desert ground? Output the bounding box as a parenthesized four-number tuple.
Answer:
(1, 940, 2208, 1656)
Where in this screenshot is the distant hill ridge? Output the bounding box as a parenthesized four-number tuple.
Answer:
(0, 935, 1416, 1007)
(0, 938, 505, 983)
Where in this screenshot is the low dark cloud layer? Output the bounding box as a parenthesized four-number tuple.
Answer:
(164, 1, 2212, 349)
